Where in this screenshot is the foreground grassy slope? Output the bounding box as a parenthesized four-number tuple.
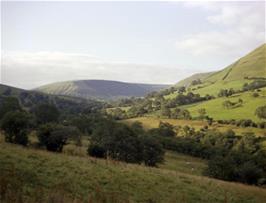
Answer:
(1, 141, 266, 203)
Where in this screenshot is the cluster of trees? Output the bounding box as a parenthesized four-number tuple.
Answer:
(243, 80, 266, 91)
(217, 119, 266, 129)
(88, 120, 164, 166)
(218, 89, 235, 97)
(148, 124, 266, 185)
(174, 92, 212, 106)
(0, 96, 165, 167)
(161, 107, 192, 120)
(190, 79, 202, 86)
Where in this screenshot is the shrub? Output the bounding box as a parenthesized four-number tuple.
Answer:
(0, 97, 22, 119)
(37, 123, 72, 152)
(1, 111, 30, 146)
(141, 136, 164, 167)
(88, 144, 106, 158)
(255, 105, 266, 120)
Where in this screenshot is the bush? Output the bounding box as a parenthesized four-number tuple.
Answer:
(88, 144, 106, 158)
(88, 119, 165, 166)
(141, 136, 164, 167)
(1, 111, 30, 146)
(255, 105, 266, 120)
(89, 120, 143, 163)
(37, 123, 73, 152)
(0, 97, 22, 119)
(148, 122, 176, 137)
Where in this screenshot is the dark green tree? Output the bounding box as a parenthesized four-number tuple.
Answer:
(1, 111, 30, 146)
(255, 105, 266, 120)
(34, 103, 60, 124)
(37, 123, 72, 152)
(141, 135, 164, 167)
(0, 97, 22, 119)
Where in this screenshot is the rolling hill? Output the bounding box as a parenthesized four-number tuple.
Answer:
(35, 80, 169, 100)
(173, 43, 266, 96)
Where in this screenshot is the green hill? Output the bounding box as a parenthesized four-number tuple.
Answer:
(204, 44, 266, 83)
(175, 72, 215, 87)
(35, 80, 169, 100)
(168, 44, 266, 97)
(0, 83, 104, 114)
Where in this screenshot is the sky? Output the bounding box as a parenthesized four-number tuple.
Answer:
(1, 1, 265, 89)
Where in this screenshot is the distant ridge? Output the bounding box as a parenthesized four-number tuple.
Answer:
(35, 80, 170, 100)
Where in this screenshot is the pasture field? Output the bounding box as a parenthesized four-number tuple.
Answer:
(184, 88, 266, 122)
(1, 140, 266, 203)
(123, 117, 266, 137)
(165, 79, 249, 99)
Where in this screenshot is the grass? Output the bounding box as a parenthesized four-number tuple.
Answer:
(160, 151, 207, 176)
(1, 140, 266, 203)
(123, 117, 266, 137)
(184, 88, 266, 123)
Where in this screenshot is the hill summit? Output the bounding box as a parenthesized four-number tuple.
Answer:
(35, 80, 169, 100)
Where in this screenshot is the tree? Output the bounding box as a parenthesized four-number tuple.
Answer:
(3, 87, 11, 96)
(141, 136, 164, 167)
(206, 117, 213, 126)
(156, 122, 176, 137)
(131, 121, 145, 135)
(255, 105, 266, 120)
(198, 108, 206, 119)
(109, 108, 126, 120)
(191, 79, 202, 86)
(88, 143, 106, 158)
(171, 108, 191, 120)
(37, 123, 72, 152)
(161, 105, 171, 118)
(1, 111, 30, 146)
(252, 92, 259, 97)
(223, 100, 234, 109)
(0, 97, 22, 119)
(178, 86, 186, 94)
(90, 121, 143, 163)
(34, 103, 60, 124)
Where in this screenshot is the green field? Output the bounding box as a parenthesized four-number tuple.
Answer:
(1, 139, 266, 203)
(184, 88, 266, 122)
(123, 117, 266, 137)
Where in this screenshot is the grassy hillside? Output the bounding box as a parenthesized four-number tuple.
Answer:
(183, 88, 266, 122)
(1, 140, 266, 203)
(171, 44, 266, 97)
(36, 80, 169, 100)
(175, 72, 214, 87)
(205, 44, 266, 82)
(0, 83, 25, 96)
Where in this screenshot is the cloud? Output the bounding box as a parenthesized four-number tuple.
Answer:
(176, 2, 265, 63)
(1, 51, 193, 89)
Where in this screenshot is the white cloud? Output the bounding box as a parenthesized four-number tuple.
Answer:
(1, 51, 193, 89)
(176, 2, 265, 63)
